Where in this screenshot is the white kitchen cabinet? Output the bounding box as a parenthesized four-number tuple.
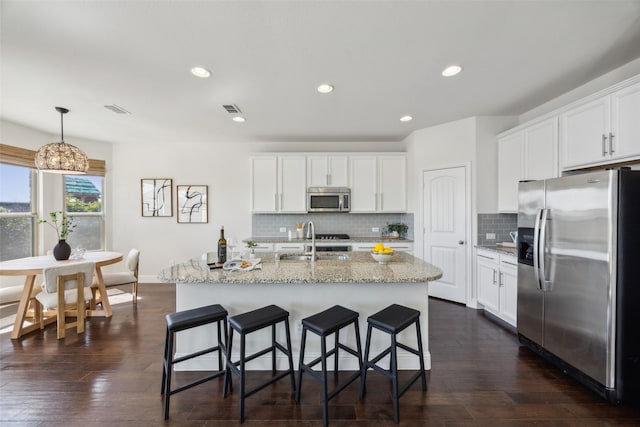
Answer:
(274, 243, 305, 252)
(561, 80, 640, 169)
(523, 117, 558, 180)
(250, 156, 278, 212)
(250, 155, 306, 213)
(379, 155, 407, 212)
(497, 132, 523, 212)
(307, 155, 348, 187)
(476, 249, 517, 327)
(252, 243, 274, 253)
(349, 154, 407, 213)
(349, 156, 378, 212)
(278, 156, 307, 212)
(498, 255, 518, 326)
(498, 117, 558, 212)
(476, 250, 500, 313)
(351, 242, 413, 254)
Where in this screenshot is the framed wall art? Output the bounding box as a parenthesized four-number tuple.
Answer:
(141, 178, 173, 217)
(177, 185, 208, 223)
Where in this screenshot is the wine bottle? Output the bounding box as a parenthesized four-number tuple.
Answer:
(217, 226, 227, 264)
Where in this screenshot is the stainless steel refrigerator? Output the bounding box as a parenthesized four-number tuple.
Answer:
(517, 168, 640, 405)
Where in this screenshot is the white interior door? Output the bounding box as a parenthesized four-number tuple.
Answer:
(422, 166, 468, 304)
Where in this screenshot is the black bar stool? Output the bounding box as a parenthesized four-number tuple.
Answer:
(223, 304, 296, 423)
(295, 305, 363, 427)
(359, 304, 426, 423)
(161, 304, 228, 420)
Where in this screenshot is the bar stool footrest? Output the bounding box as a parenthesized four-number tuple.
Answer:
(169, 370, 226, 396)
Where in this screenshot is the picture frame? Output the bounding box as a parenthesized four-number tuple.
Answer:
(177, 185, 208, 223)
(141, 178, 173, 217)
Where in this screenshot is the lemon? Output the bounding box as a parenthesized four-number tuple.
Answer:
(374, 243, 384, 253)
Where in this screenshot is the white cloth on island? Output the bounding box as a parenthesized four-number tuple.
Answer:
(222, 258, 262, 272)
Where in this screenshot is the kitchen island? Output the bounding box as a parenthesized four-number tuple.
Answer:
(158, 251, 442, 371)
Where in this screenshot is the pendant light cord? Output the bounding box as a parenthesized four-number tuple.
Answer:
(60, 110, 64, 142)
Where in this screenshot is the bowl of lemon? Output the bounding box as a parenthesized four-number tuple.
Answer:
(371, 243, 394, 264)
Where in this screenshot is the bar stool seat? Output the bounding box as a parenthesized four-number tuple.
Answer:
(224, 304, 296, 423)
(360, 304, 426, 424)
(295, 305, 363, 427)
(161, 304, 228, 420)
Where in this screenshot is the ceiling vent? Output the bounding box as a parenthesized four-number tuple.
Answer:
(104, 104, 131, 114)
(222, 104, 242, 114)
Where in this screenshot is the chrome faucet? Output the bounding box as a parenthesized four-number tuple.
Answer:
(305, 221, 317, 261)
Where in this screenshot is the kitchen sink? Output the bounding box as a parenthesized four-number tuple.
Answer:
(276, 253, 350, 261)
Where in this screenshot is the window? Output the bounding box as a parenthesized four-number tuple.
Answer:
(64, 175, 104, 251)
(0, 163, 36, 261)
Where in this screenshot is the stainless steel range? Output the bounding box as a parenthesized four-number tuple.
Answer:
(314, 234, 351, 252)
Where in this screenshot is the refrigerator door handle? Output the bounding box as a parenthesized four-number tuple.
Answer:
(539, 208, 553, 291)
(533, 209, 543, 290)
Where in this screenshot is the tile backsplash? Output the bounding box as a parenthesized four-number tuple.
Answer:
(477, 213, 517, 245)
(252, 213, 414, 239)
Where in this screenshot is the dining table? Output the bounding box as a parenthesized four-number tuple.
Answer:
(0, 251, 123, 339)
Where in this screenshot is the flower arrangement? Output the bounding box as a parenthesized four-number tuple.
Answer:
(39, 211, 77, 241)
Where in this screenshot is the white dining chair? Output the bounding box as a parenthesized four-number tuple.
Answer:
(35, 262, 95, 339)
(92, 248, 140, 304)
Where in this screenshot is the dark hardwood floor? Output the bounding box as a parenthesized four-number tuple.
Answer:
(1, 284, 640, 426)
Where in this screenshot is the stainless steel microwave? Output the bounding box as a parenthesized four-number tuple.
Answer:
(307, 187, 350, 212)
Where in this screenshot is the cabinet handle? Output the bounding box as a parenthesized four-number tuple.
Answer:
(326, 173, 330, 185)
(280, 193, 283, 209)
(609, 132, 615, 154)
(499, 272, 504, 286)
(502, 261, 518, 267)
(478, 254, 496, 260)
(274, 193, 278, 209)
(492, 269, 497, 284)
(602, 134, 608, 156)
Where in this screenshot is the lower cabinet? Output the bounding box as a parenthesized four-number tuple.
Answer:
(351, 242, 414, 254)
(476, 249, 517, 327)
(274, 243, 305, 253)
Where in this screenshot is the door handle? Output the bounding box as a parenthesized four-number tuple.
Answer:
(458, 240, 465, 245)
(609, 132, 615, 154)
(539, 208, 552, 291)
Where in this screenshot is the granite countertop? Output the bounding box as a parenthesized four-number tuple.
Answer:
(476, 245, 518, 256)
(157, 251, 441, 284)
(246, 237, 414, 244)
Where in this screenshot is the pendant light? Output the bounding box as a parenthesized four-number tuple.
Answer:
(35, 107, 89, 174)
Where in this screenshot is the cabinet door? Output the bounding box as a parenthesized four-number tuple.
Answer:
(477, 252, 499, 313)
(250, 156, 277, 212)
(497, 132, 523, 213)
(278, 156, 307, 213)
(349, 156, 378, 212)
(307, 156, 329, 186)
(499, 256, 518, 327)
(274, 243, 305, 252)
(307, 155, 349, 187)
(524, 117, 558, 180)
(611, 81, 640, 161)
(560, 96, 610, 169)
(327, 156, 349, 186)
(379, 156, 407, 212)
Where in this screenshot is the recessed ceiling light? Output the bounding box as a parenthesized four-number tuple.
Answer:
(232, 116, 246, 123)
(317, 84, 334, 94)
(191, 66, 211, 78)
(400, 116, 413, 122)
(442, 65, 462, 77)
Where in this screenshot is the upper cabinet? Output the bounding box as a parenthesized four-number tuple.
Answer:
(497, 117, 558, 212)
(250, 155, 306, 213)
(560, 80, 640, 170)
(349, 155, 378, 212)
(349, 154, 407, 213)
(497, 132, 524, 212)
(307, 155, 349, 187)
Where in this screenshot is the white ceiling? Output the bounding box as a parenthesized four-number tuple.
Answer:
(2, 1, 640, 146)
